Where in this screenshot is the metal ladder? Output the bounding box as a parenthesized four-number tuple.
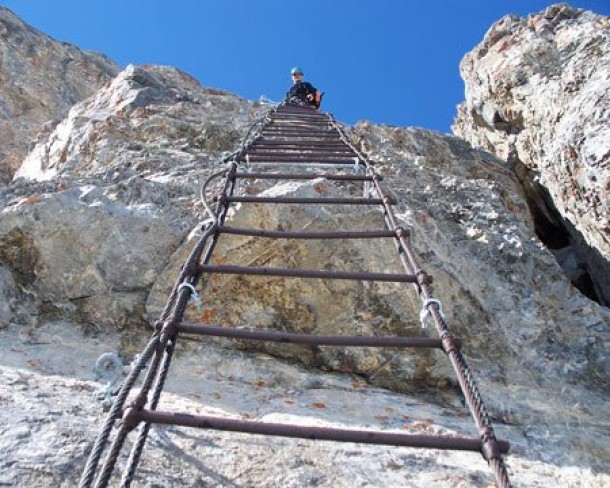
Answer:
(79, 102, 512, 488)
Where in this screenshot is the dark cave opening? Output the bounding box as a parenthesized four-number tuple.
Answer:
(531, 205, 570, 250)
(514, 161, 603, 305)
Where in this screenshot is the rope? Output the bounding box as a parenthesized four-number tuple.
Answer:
(119, 338, 177, 487)
(329, 108, 511, 488)
(79, 334, 160, 488)
(82, 131, 244, 487)
(199, 166, 231, 224)
(490, 458, 512, 488)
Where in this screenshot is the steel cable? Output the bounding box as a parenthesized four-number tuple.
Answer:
(78, 333, 161, 488)
(81, 129, 245, 486)
(92, 336, 168, 488)
(119, 338, 177, 487)
(329, 110, 511, 487)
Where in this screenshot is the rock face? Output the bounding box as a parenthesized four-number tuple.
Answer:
(0, 5, 609, 487)
(2, 62, 267, 339)
(0, 6, 119, 185)
(452, 3, 610, 306)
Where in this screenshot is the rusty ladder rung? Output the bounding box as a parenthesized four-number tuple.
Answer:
(223, 196, 392, 205)
(233, 172, 379, 181)
(258, 136, 344, 142)
(260, 132, 341, 138)
(237, 163, 367, 170)
(200, 264, 420, 283)
(240, 160, 361, 166)
(272, 116, 324, 122)
(262, 129, 336, 134)
(249, 150, 357, 156)
(269, 120, 329, 126)
(250, 140, 349, 147)
(217, 226, 399, 239)
(235, 173, 376, 181)
(136, 409, 510, 453)
(243, 154, 358, 161)
(178, 323, 450, 348)
(272, 112, 326, 118)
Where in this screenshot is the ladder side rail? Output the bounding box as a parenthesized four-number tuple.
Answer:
(88, 163, 240, 487)
(116, 162, 241, 487)
(327, 114, 511, 488)
(83, 165, 238, 486)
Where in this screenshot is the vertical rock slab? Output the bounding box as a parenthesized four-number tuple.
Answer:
(453, 4, 610, 305)
(0, 6, 119, 184)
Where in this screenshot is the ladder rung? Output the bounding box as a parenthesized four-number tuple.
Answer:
(251, 146, 351, 151)
(263, 126, 333, 130)
(224, 196, 391, 205)
(267, 126, 331, 132)
(178, 323, 446, 348)
(259, 136, 343, 142)
(273, 112, 325, 118)
(234, 172, 379, 181)
(248, 154, 358, 161)
(249, 150, 357, 157)
(200, 264, 419, 282)
(239, 162, 367, 170)
(262, 129, 336, 135)
(260, 132, 340, 137)
(218, 226, 397, 239)
(274, 112, 320, 118)
(244, 155, 358, 161)
(274, 110, 322, 117)
(251, 141, 348, 147)
(137, 409, 510, 453)
(243, 161, 360, 166)
(269, 120, 329, 126)
(250, 146, 352, 152)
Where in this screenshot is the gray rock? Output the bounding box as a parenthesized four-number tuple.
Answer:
(453, 4, 610, 305)
(0, 6, 119, 185)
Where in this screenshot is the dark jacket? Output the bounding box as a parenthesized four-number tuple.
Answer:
(286, 81, 318, 104)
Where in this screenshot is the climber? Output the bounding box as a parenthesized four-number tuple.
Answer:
(285, 67, 322, 109)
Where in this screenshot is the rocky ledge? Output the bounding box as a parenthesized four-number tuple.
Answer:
(453, 3, 610, 306)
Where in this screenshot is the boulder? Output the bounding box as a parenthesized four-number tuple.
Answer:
(453, 3, 610, 305)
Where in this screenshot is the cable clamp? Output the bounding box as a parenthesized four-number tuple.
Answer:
(419, 299, 444, 328)
(178, 282, 202, 313)
(93, 352, 123, 411)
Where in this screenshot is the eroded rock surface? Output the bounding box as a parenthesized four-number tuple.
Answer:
(453, 3, 610, 305)
(0, 6, 119, 185)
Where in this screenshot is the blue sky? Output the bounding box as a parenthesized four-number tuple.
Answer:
(3, 1, 610, 133)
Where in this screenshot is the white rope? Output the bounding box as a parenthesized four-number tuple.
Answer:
(258, 95, 279, 105)
(419, 299, 444, 328)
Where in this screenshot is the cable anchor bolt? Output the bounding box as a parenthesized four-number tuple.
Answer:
(419, 298, 445, 328)
(178, 282, 202, 313)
